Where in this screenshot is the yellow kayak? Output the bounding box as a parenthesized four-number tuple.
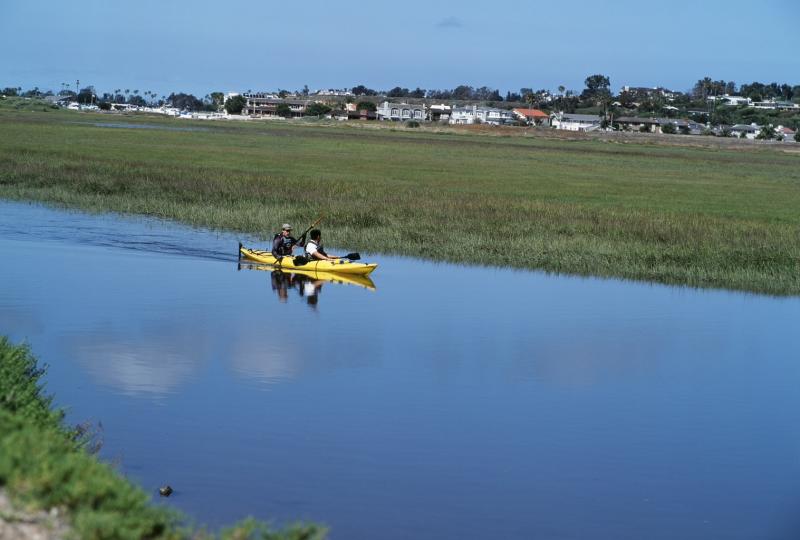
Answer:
(239, 245, 378, 275)
(238, 262, 376, 291)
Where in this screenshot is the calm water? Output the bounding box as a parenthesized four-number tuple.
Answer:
(1, 200, 799, 539)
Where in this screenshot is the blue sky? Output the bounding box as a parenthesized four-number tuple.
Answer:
(2, 0, 798, 97)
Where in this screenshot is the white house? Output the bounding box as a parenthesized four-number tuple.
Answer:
(428, 103, 452, 122)
(376, 101, 425, 121)
(550, 113, 603, 131)
(449, 105, 516, 125)
(711, 95, 751, 107)
(777, 126, 797, 141)
(752, 100, 799, 110)
(729, 123, 761, 139)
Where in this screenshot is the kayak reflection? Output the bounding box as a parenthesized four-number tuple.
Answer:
(237, 262, 376, 310)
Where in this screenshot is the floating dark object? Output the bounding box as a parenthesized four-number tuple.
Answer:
(159, 485, 173, 497)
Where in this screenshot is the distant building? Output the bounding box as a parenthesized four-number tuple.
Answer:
(347, 108, 377, 121)
(376, 101, 426, 121)
(449, 105, 516, 125)
(752, 100, 799, 110)
(428, 104, 452, 122)
(711, 95, 752, 107)
(613, 116, 689, 134)
(777, 126, 797, 141)
(550, 113, 603, 131)
(513, 108, 550, 126)
(729, 123, 761, 139)
(313, 89, 354, 97)
(242, 93, 310, 117)
(621, 86, 679, 100)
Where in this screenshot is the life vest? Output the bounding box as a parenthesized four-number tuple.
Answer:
(305, 239, 329, 259)
(305, 239, 321, 258)
(272, 233, 296, 256)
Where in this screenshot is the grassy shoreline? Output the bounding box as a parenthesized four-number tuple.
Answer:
(1, 103, 799, 295)
(0, 336, 326, 540)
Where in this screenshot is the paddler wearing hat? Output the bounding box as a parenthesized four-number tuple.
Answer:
(271, 223, 300, 259)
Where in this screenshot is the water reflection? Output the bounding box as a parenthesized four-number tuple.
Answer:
(3, 201, 800, 540)
(237, 262, 376, 310)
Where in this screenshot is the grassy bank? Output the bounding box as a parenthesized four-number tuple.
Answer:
(0, 335, 326, 540)
(0, 103, 799, 295)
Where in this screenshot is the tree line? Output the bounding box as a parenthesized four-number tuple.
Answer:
(4, 75, 799, 116)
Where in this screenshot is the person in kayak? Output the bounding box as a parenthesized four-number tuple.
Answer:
(271, 223, 299, 259)
(305, 229, 339, 261)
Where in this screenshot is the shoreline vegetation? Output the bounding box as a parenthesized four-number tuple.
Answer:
(0, 102, 799, 295)
(0, 336, 327, 540)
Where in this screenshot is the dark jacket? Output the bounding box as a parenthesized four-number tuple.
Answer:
(272, 233, 297, 258)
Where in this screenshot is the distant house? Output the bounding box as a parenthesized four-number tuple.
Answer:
(45, 95, 72, 106)
(242, 94, 310, 117)
(480, 107, 516, 125)
(686, 121, 707, 135)
(729, 123, 761, 139)
(550, 113, 603, 131)
(376, 101, 425, 121)
(449, 105, 516, 125)
(347, 108, 377, 121)
(713, 95, 751, 107)
(326, 109, 349, 121)
(621, 86, 678, 98)
(513, 108, 550, 126)
(777, 126, 797, 141)
(428, 104, 452, 122)
(752, 100, 799, 110)
(614, 116, 689, 134)
(614, 116, 659, 132)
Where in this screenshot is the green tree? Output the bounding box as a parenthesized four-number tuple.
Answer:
(661, 123, 676, 134)
(524, 91, 536, 110)
(387, 86, 409, 98)
(128, 95, 146, 107)
(451, 85, 475, 101)
(167, 93, 204, 111)
(581, 74, 610, 101)
(356, 101, 376, 112)
(76, 86, 96, 104)
(275, 103, 292, 117)
(794, 130, 800, 142)
(756, 124, 776, 140)
(305, 102, 331, 116)
(224, 95, 246, 114)
(351, 85, 377, 96)
(210, 92, 225, 110)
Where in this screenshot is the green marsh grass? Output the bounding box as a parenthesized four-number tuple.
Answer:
(0, 335, 327, 539)
(1, 104, 799, 295)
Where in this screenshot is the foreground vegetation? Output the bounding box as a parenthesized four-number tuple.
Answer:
(0, 336, 326, 539)
(0, 104, 799, 295)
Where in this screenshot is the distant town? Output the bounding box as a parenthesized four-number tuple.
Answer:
(3, 75, 799, 142)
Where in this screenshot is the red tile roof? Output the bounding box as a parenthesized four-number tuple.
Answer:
(514, 108, 549, 118)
